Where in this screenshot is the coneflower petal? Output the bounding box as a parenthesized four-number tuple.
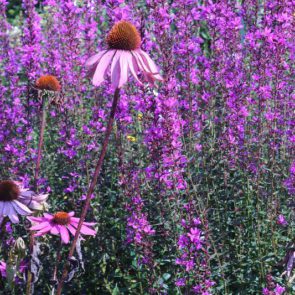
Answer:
(128, 53, 142, 85)
(85, 50, 107, 67)
(111, 51, 121, 89)
(93, 50, 115, 86)
(58, 225, 70, 244)
(118, 51, 129, 88)
(11, 200, 32, 215)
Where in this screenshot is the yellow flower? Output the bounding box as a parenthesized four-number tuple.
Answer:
(127, 135, 136, 142)
(137, 113, 143, 121)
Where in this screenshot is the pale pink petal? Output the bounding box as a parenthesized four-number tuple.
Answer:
(30, 222, 51, 231)
(111, 50, 122, 89)
(32, 194, 48, 202)
(70, 218, 96, 226)
(9, 213, 19, 224)
(92, 50, 116, 86)
(34, 225, 52, 236)
(50, 225, 59, 235)
(0, 202, 4, 216)
(11, 200, 32, 215)
(85, 50, 107, 67)
(71, 222, 96, 236)
(118, 51, 129, 88)
(80, 225, 96, 236)
(58, 225, 70, 244)
(132, 50, 150, 73)
(137, 49, 164, 81)
(67, 224, 76, 236)
(20, 190, 34, 197)
(0, 202, 5, 216)
(68, 211, 75, 217)
(25, 200, 43, 210)
(27, 216, 46, 223)
(128, 53, 142, 85)
(43, 213, 54, 220)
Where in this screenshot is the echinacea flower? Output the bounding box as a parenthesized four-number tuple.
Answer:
(0, 180, 48, 224)
(0, 261, 6, 278)
(28, 211, 96, 244)
(35, 75, 61, 91)
(86, 20, 163, 88)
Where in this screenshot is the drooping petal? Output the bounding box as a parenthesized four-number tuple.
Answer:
(128, 52, 142, 85)
(25, 200, 43, 210)
(11, 200, 32, 215)
(70, 218, 96, 226)
(1, 202, 10, 216)
(27, 216, 46, 223)
(67, 224, 76, 236)
(92, 50, 116, 86)
(79, 225, 96, 236)
(118, 51, 129, 88)
(20, 190, 34, 198)
(34, 225, 52, 236)
(58, 225, 70, 244)
(43, 213, 54, 220)
(30, 222, 51, 231)
(85, 50, 107, 67)
(137, 49, 164, 81)
(9, 213, 19, 224)
(110, 50, 122, 89)
(50, 225, 59, 235)
(0, 202, 4, 216)
(71, 222, 96, 236)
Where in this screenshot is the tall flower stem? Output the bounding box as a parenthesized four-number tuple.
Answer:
(26, 94, 47, 295)
(34, 94, 47, 190)
(56, 88, 120, 295)
(51, 241, 63, 294)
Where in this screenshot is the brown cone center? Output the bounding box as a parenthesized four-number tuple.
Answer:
(0, 180, 20, 202)
(36, 75, 61, 91)
(53, 212, 70, 225)
(106, 21, 141, 51)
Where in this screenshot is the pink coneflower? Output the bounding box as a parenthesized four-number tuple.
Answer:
(86, 20, 163, 88)
(0, 180, 48, 224)
(0, 261, 6, 278)
(28, 211, 96, 244)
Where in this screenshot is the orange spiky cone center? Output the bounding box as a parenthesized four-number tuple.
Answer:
(53, 212, 70, 225)
(36, 75, 61, 91)
(106, 21, 141, 51)
(0, 180, 20, 201)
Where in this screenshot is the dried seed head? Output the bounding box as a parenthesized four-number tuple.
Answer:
(106, 21, 141, 51)
(36, 75, 61, 92)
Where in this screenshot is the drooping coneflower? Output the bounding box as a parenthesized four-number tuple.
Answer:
(86, 20, 163, 88)
(0, 180, 48, 224)
(35, 75, 61, 92)
(28, 211, 96, 244)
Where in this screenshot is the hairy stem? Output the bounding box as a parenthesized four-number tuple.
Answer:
(34, 95, 47, 191)
(56, 88, 120, 295)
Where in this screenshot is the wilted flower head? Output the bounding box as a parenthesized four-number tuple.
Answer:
(86, 20, 163, 89)
(35, 75, 61, 91)
(0, 180, 48, 223)
(28, 211, 96, 244)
